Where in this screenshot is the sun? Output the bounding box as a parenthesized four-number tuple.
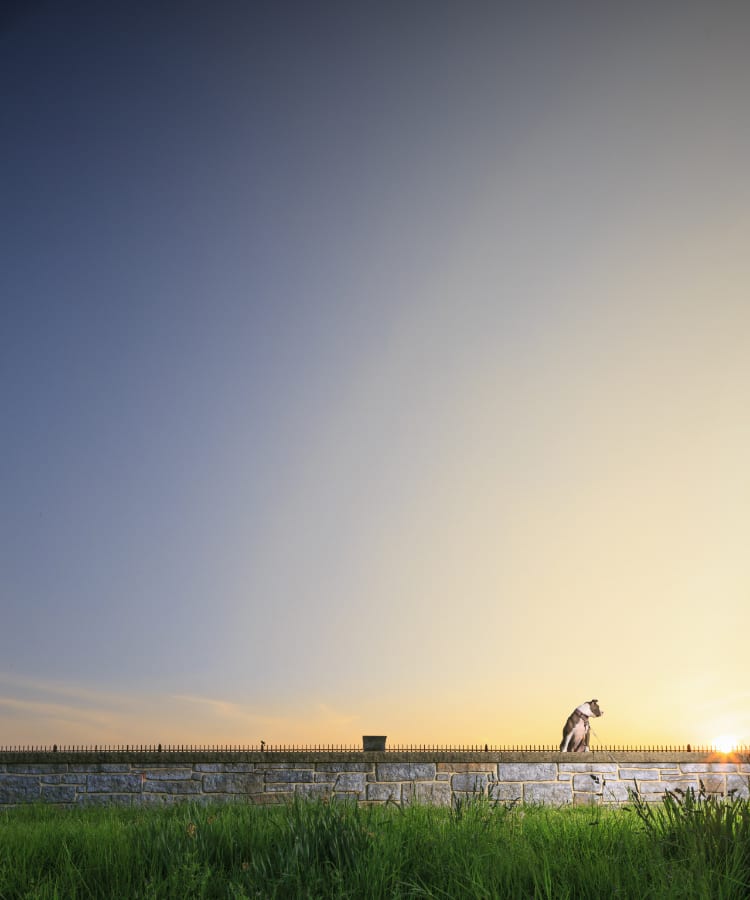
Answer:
(712, 734, 738, 754)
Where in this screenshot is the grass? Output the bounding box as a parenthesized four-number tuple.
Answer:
(626, 781, 750, 897)
(0, 790, 749, 898)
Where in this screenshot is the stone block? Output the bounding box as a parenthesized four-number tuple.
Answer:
(452, 773, 489, 793)
(573, 774, 605, 793)
(41, 784, 77, 803)
(264, 769, 314, 783)
(618, 776, 641, 795)
(668, 779, 702, 794)
(332, 773, 366, 793)
(40, 773, 85, 785)
(488, 782, 522, 803)
(438, 763, 496, 773)
(415, 782, 452, 806)
(194, 764, 226, 772)
(367, 783, 402, 803)
(144, 780, 202, 795)
(6, 764, 67, 775)
(142, 769, 193, 780)
(679, 764, 711, 773)
(497, 764, 557, 782)
(71, 764, 129, 773)
(711, 763, 738, 772)
(727, 775, 750, 799)
(295, 784, 333, 800)
(617, 769, 659, 781)
(700, 775, 725, 795)
(315, 763, 372, 773)
(312, 782, 335, 796)
(633, 782, 670, 799)
(314, 772, 337, 783)
(559, 763, 618, 774)
(524, 783, 571, 805)
(87, 774, 141, 793)
(376, 763, 436, 781)
(0, 776, 40, 803)
(601, 781, 630, 803)
(202, 774, 262, 794)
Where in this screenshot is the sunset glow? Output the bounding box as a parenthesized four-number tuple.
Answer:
(712, 735, 740, 755)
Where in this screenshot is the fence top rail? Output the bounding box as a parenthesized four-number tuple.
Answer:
(0, 743, 747, 754)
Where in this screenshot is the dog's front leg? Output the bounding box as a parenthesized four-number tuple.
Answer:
(559, 714, 577, 751)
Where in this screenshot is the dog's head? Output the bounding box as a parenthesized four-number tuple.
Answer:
(578, 699, 603, 718)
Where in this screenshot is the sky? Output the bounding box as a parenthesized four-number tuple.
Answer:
(2, 1, 749, 751)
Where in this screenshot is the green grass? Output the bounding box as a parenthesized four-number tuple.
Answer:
(1, 791, 749, 898)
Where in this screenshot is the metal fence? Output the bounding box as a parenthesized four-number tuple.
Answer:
(1, 743, 747, 754)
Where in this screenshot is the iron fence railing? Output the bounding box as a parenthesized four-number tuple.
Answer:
(0, 743, 747, 754)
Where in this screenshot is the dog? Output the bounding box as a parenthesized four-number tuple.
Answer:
(559, 699, 603, 752)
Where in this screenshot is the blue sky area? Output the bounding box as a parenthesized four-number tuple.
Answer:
(2, 1, 749, 748)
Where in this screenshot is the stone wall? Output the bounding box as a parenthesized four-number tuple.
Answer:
(1, 751, 748, 808)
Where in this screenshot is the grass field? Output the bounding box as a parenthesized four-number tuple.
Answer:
(1, 787, 749, 898)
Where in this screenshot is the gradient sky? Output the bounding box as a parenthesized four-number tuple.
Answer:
(2, 1, 749, 750)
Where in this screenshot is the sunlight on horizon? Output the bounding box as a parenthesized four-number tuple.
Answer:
(711, 735, 740, 754)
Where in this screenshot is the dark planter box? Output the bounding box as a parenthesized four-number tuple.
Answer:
(362, 736, 386, 752)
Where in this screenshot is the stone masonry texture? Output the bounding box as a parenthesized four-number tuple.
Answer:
(0, 752, 748, 808)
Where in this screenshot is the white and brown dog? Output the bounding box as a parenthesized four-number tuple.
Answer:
(559, 699, 603, 752)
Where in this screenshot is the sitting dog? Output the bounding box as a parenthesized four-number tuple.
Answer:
(559, 699, 603, 752)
